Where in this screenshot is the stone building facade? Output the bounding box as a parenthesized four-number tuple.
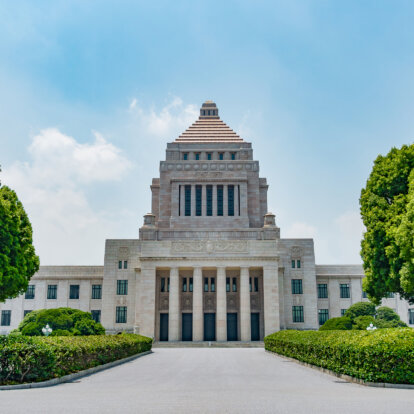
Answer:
(1, 101, 414, 338)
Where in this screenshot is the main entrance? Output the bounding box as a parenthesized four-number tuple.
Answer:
(160, 313, 169, 341)
(204, 313, 216, 341)
(251, 313, 260, 341)
(182, 313, 193, 341)
(227, 313, 238, 341)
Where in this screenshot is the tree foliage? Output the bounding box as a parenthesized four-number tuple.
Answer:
(344, 301, 376, 322)
(0, 185, 39, 302)
(360, 144, 414, 303)
(17, 308, 105, 336)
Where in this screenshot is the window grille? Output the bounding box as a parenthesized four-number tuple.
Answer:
(292, 306, 304, 323)
(217, 185, 223, 216)
(47, 284, 57, 300)
(1, 310, 11, 326)
(318, 309, 329, 325)
(185, 185, 191, 216)
(228, 185, 234, 216)
(69, 285, 79, 299)
(25, 285, 35, 299)
(291, 279, 303, 294)
(116, 306, 127, 323)
(317, 284, 328, 299)
(91, 284, 102, 299)
(117, 280, 128, 295)
(340, 284, 350, 299)
(206, 185, 213, 216)
(196, 185, 202, 216)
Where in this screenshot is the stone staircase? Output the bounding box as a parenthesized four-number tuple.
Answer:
(153, 341, 264, 348)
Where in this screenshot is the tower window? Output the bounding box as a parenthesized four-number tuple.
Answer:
(195, 153, 200, 160)
(207, 153, 212, 160)
(219, 153, 224, 160)
(228, 185, 234, 216)
(196, 185, 202, 216)
(231, 153, 236, 160)
(183, 153, 188, 160)
(226, 277, 230, 292)
(185, 185, 191, 216)
(206, 185, 213, 216)
(217, 185, 223, 216)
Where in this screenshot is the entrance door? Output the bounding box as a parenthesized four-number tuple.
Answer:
(160, 313, 169, 341)
(227, 313, 238, 341)
(204, 313, 216, 341)
(182, 313, 193, 341)
(251, 313, 260, 341)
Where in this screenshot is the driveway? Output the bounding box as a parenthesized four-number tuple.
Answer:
(1, 348, 413, 413)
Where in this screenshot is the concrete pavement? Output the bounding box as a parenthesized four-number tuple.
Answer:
(1, 348, 413, 413)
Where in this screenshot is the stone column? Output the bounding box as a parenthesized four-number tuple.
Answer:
(193, 267, 203, 341)
(240, 267, 251, 341)
(223, 184, 228, 217)
(213, 185, 217, 216)
(191, 185, 196, 217)
(216, 267, 227, 341)
(263, 263, 280, 336)
(240, 182, 248, 217)
(234, 184, 239, 216)
(168, 267, 179, 341)
(136, 263, 156, 338)
(180, 185, 185, 216)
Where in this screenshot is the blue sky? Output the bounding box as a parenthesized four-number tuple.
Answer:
(1, 0, 413, 265)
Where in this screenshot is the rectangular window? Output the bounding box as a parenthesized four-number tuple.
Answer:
(179, 185, 181, 216)
(182, 278, 187, 292)
(231, 152, 236, 160)
(117, 280, 128, 295)
(91, 284, 102, 299)
(91, 310, 101, 323)
(196, 185, 202, 216)
(189, 277, 193, 292)
(23, 310, 32, 317)
(185, 185, 191, 216)
(47, 284, 57, 300)
(183, 153, 188, 160)
(341, 309, 347, 317)
(409, 309, 414, 325)
(232, 277, 237, 292)
(206, 185, 213, 216)
(249, 277, 252, 292)
(238, 185, 240, 216)
(362, 291, 368, 299)
(291, 260, 295, 269)
(161, 278, 165, 292)
(292, 306, 304, 323)
(228, 185, 234, 216)
(297, 260, 301, 269)
(219, 153, 224, 160)
(254, 277, 259, 292)
(116, 306, 127, 323)
(25, 285, 35, 299)
(167, 277, 170, 292)
(217, 185, 223, 216)
(124, 260, 128, 269)
(318, 309, 329, 325)
(204, 277, 209, 292)
(211, 277, 215, 292)
(207, 153, 212, 160)
(1, 310, 11, 326)
(317, 284, 328, 299)
(340, 283, 350, 299)
(291, 279, 303, 295)
(69, 285, 80, 300)
(226, 277, 230, 292)
(195, 153, 200, 160)
(118, 261, 122, 269)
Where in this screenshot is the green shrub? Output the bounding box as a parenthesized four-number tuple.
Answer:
(344, 302, 376, 322)
(375, 319, 407, 328)
(376, 306, 400, 321)
(17, 308, 105, 336)
(265, 329, 414, 384)
(352, 315, 376, 330)
(319, 317, 352, 331)
(0, 334, 152, 385)
(50, 329, 72, 336)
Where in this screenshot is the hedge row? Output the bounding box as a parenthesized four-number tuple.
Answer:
(0, 334, 152, 385)
(264, 329, 414, 384)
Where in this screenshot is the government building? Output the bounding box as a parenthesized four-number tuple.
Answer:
(1, 101, 414, 339)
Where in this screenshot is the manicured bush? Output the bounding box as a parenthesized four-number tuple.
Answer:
(376, 306, 400, 321)
(344, 302, 376, 322)
(17, 308, 105, 336)
(0, 334, 152, 385)
(319, 317, 352, 331)
(265, 329, 414, 384)
(352, 315, 376, 330)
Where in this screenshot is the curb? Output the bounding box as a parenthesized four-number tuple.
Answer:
(265, 350, 414, 390)
(0, 350, 153, 390)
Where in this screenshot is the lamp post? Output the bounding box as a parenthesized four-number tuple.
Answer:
(42, 324, 53, 336)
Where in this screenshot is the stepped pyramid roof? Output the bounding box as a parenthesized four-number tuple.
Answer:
(175, 101, 244, 143)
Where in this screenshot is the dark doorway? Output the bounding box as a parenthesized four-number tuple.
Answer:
(182, 313, 193, 341)
(227, 313, 238, 341)
(160, 313, 169, 341)
(204, 313, 216, 341)
(251, 313, 260, 341)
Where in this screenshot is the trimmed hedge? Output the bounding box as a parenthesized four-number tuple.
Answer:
(0, 334, 152, 385)
(264, 329, 414, 384)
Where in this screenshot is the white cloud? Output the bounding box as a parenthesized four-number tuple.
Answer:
(2, 129, 133, 265)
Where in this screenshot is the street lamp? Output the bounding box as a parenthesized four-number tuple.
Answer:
(42, 324, 53, 336)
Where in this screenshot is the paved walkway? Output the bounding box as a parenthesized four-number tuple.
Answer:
(1, 348, 413, 413)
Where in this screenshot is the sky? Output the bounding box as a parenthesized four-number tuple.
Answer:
(1, 0, 414, 265)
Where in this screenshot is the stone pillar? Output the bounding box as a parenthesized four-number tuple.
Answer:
(180, 185, 185, 216)
(136, 263, 156, 338)
(234, 184, 239, 216)
(223, 184, 228, 217)
(193, 267, 203, 341)
(240, 267, 251, 341)
(216, 267, 227, 341)
(202, 185, 207, 216)
(168, 267, 179, 341)
(240, 182, 248, 217)
(191, 185, 196, 217)
(263, 263, 280, 336)
(213, 185, 217, 216)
